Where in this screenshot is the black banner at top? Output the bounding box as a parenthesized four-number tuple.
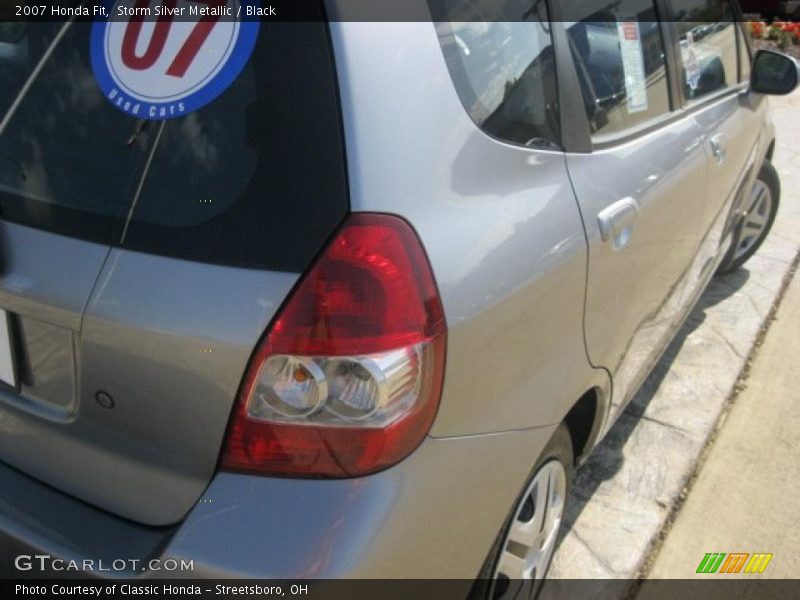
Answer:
(0, 0, 756, 23)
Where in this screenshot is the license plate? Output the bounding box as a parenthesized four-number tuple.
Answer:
(0, 310, 18, 390)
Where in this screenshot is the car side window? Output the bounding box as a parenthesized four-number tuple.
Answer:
(565, 0, 671, 139)
(431, 0, 561, 150)
(671, 0, 738, 101)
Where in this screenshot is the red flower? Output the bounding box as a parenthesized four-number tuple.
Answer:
(749, 21, 766, 38)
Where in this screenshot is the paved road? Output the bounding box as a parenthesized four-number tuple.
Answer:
(645, 264, 800, 579)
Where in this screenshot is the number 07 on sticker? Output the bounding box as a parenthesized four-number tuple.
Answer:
(91, 0, 260, 120)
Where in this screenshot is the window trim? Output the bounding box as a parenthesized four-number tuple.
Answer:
(732, 0, 754, 83)
(589, 79, 747, 151)
(591, 108, 685, 148)
(657, 0, 686, 111)
(548, 1, 592, 153)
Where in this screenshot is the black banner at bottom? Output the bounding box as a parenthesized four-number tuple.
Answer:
(4, 579, 800, 600)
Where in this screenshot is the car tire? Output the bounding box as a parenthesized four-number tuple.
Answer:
(717, 161, 780, 275)
(473, 423, 574, 600)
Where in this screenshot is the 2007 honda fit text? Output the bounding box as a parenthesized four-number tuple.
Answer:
(0, 0, 797, 594)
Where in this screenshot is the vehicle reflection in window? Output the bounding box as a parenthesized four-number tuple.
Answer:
(565, 0, 670, 139)
(672, 0, 737, 100)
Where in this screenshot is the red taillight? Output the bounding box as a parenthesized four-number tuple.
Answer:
(220, 214, 447, 477)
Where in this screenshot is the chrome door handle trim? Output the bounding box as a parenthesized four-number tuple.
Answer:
(598, 197, 640, 251)
(710, 134, 727, 165)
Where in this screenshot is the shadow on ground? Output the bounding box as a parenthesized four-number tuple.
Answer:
(556, 267, 751, 546)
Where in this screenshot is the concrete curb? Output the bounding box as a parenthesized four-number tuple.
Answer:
(548, 90, 800, 581)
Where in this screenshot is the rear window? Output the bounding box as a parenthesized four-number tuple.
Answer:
(0, 22, 152, 245)
(0, 16, 348, 272)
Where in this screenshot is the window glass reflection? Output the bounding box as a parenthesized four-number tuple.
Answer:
(565, 0, 671, 138)
(672, 0, 737, 100)
(434, 0, 561, 149)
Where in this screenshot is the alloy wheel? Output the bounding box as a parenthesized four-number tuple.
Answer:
(734, 179, 773, 262)
(490, 460, 567, 598)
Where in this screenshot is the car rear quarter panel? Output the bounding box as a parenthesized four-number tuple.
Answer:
(159, 426, 558, 578)
(327, 17, 606, 438)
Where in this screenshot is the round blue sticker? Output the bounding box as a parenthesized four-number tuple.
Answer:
(91, 0, 260, 120)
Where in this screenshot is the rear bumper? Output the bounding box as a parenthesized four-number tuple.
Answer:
(0, 461, 173, 579)
(1, 426, 556, 579)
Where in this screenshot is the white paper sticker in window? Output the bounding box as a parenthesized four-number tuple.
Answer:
(617, 20, 649, 114)
(684, 31, 702, 91)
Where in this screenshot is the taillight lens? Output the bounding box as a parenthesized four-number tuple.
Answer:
(220, 214, 447, 477)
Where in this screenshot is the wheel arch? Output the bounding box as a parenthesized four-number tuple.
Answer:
(562, 376, 612, 466)
(765, 138, 776, 162)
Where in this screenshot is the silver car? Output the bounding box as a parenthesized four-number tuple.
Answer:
(0, 0, 797, 594)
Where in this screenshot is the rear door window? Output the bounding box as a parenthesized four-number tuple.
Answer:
(565, 0, 672, 139)
(0, 14, 348, 273)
